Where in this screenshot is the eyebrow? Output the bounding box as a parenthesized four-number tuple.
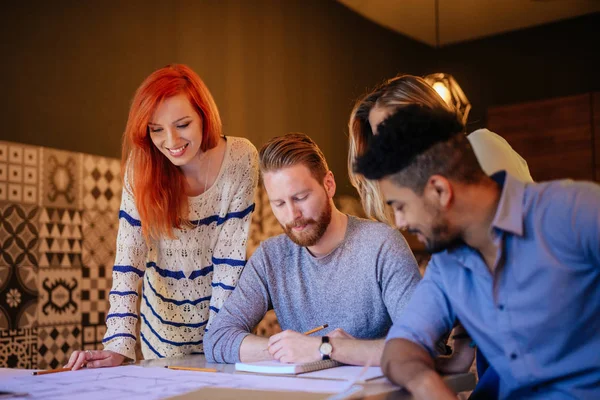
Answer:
(269, 189, 311, 202)
(148, 116, 191, 126)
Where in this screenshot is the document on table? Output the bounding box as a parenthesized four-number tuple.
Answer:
(0, 365, 352, 400)
(299, 366, 384, 382)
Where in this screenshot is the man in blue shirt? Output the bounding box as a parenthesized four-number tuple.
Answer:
(353, 104, 600, 399)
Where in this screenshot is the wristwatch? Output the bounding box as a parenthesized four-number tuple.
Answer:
(319, 336, 333, 360)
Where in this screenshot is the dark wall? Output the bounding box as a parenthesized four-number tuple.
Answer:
(1, 2, 597, 196)
(0, 0, 434, 197)
(432, 12, 600, 131)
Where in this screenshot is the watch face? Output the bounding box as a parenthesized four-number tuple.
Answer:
(319, 342, 333, 355)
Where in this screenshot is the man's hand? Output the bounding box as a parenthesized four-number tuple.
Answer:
(65, 349, 126, 371)
(267, 330, 321, 363)
(328, 328, 355, 339)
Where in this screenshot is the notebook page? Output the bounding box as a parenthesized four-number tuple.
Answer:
(235, 359, 340, 374)
(299, 366, 384, 381)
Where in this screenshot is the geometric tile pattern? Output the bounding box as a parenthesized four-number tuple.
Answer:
(0, 328, 37, 369)
(81, 263, 111, 326)
(37, 324, 81, 369)
(0, 142, 38, 205)
(37, 267, 82, 327)
(0, 141, 121, 369)
(0, 202, 39, 330)
(81, 210, 117, 326)
(82, 323, 107, 351)
(81, 264, 111, 327)
(38, 208, 83, 268)
(81, 210, 118, 268)
(41, 148, 82, 210)
(82, 155, 122, 212)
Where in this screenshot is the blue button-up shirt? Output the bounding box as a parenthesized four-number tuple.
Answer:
(388, 172, 600, 399)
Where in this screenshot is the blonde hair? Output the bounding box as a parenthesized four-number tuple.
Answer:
(348, 75, 455, 223)
(259, 133, 329, 183)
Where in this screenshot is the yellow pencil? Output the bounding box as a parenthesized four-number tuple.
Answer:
(32, 367, 72, 376)
(304, 324, 329, 335)
(165, 366, 218, 372)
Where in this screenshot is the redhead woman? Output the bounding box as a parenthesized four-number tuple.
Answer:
(66, 64, 258, 369)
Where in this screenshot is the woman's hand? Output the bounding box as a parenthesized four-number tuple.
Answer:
(65, 349, 126, 371)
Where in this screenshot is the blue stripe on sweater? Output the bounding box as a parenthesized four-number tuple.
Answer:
(142, 292, 208, 328)
(102, 333, 136, 343)
(109, 290, 139, 297)
(190, 203, 255, 226)
(147, 261, 186, 280)
(146, 261, 240, 280)
(145, 278, 211, 306)
(120, 203, 254, 229)
(140, 313, 203, 347)
(188, 265, 214, 280)
(211, 282, 235, 291)
(212, 256, 246, 267)
(113, 265, 144, 277)
(209, 306, 219, 313)
(119, 210, 141, 226)
(140, 331, 164, 358)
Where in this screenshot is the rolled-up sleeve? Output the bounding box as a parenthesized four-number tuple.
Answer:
(386, 258, 455, 357)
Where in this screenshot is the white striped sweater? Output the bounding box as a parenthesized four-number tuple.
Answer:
(103, 136, 258, 360)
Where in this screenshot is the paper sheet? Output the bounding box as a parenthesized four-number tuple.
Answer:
(0, 365, 350, 399)
(300, 366, 384, 382)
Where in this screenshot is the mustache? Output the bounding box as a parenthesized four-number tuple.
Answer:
(286, 218, 316, 229)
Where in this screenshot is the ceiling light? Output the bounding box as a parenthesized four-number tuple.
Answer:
(424, 73, 471, 125)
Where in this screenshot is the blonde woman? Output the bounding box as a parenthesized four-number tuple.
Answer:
(348, 74, 532, 224)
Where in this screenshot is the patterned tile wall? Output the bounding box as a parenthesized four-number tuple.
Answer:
(0, 141, 121, 368)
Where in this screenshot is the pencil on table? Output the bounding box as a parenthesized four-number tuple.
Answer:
(32, 367, 72, 376)
(304, 324, 329, 335)
(165, 366, 218, 372)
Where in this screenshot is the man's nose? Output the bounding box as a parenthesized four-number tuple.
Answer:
(394, 213, 408, 230)
(287, 203, 302, 221)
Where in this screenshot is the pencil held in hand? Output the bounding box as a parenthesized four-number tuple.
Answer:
(304, 324, 329, 335)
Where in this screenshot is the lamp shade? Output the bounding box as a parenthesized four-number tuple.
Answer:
(424, 73, 471, 125)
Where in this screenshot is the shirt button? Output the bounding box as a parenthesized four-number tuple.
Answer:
(498, 304, 505, 311)
(510, 353, 518, 360)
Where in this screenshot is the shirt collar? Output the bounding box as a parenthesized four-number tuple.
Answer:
(490, 171, 526, 236)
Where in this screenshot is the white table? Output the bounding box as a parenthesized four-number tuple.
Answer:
(140, 355, 476, 400)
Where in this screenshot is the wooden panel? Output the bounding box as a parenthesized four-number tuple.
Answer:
(487, 94, 593, 182)
(593, 92, 600, 182)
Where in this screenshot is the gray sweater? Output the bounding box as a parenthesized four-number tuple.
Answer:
(204, 216, 421, 363)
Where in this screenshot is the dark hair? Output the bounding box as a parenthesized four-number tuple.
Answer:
(259, 133, 329, 182)
(354, 104, 485, 193)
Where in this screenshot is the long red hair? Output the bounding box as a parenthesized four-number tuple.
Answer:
(121, 64, 222, 240)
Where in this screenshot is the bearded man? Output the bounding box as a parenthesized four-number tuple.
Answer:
(204, 133, 421, 366)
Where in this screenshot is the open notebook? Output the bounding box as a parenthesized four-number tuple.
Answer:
(235, 359, 341, 375)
